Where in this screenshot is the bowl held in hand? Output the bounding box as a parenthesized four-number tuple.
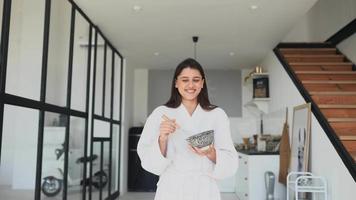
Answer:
(186, 130, 214, 150)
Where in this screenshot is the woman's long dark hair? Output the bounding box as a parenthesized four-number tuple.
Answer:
(165, 58, 217, 110)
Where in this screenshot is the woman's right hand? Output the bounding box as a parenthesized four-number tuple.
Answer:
(159, 115, 179, 141)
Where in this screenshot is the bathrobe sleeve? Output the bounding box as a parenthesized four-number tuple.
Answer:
(137, 107, 172, 175)
(211, 108, 239, 179)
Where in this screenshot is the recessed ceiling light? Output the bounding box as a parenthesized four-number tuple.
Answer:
(133, 5, 142, 12)
(154, 52, 160, 56)
(250, 5, 258, 10)
(229, 52, 235, 56)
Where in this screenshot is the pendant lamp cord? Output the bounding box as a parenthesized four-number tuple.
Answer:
(192, 36, 199, 60)
(194, 43, 197, 59)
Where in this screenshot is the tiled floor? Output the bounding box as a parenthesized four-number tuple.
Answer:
(119, 192, 239, 200)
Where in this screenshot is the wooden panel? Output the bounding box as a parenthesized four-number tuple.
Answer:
(303, 81, 356, 84)
(350, 151, 356, 161)
(289, 62, 352, 66)
(285, 55, 344, 62)
(304, 84, 356, 92)
(340, 136, 356, 141)
(310, 91, 356, 96)
(342, 141, 356, 152)
(312, 96, 356, 105)
(291, 65, 352, 71)
(280, 48, 337, 55)
(296, 71, 356, 74)
(297, 74, 356, 81)
(331, 122, 356, 136)
(322, 109, 356, 118)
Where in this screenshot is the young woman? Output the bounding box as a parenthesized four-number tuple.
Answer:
(137, 58, 238, 200)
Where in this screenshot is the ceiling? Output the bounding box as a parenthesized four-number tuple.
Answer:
(74, 0, 318, 69)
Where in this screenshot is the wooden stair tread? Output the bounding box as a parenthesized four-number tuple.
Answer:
(310, 91, 356, 95)
(328, 118, 356, 122)
(284, 54, 343, 58)
(340, 136, 356, 141)
(320, 105, 356, 109)
(342, 141, 356, 152)
(349, 151, 356, 160)
(302, 80, 356, 84)
(280, 48, 337, 55)
(295, 71, 356, 74)
(280, 48, 336, 51)
(289, 62, 352, 66)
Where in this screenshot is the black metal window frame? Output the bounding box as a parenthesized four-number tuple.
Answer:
(89, 28, 123, 200)
(0, 0, 124, 199)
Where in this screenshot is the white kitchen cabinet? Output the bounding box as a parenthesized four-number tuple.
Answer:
(235, 152, 286, 200)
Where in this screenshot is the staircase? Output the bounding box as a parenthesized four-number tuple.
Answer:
(275, 44, 356, 179)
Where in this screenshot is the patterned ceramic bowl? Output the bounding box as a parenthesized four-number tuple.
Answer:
(186, 130, 214, 150)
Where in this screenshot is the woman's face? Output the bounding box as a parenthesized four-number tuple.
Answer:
(175, 67, 204, 102)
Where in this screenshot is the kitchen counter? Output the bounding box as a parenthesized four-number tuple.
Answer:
(236, 148, 279, 155)
(235, 152, 285, 200)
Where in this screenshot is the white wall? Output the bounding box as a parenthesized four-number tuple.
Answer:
(120, 60, 134, 194)
(259, 51, 355, 199)
(338, 33, 356, 64)
(133, 69, 148, 126)
(283, 0, 356, 42)
(233, 68, 290, 141)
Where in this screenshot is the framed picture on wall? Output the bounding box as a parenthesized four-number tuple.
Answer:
(289, 103, 311, 173)
(253, 77, 269, 98)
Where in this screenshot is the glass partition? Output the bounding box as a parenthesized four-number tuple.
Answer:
(103, 142, 110, 198)
(46, 0, 71, 106)
(67, 116, 86, 199)
(41, 112, 67, 199)
(91, 142, 101, 200)
(111, 124, 120, 192)
(104, 47, 112, 118)
(0, 105, 39, 200)
(5, 0, 45, 100)
(94, 120, 110, 138)
(0, 1, 123, 199)
(113, 54, 122, 121)
(89, 141, 110, 200)
(71, 12, 90, 112)
(94, 35, 105, 116)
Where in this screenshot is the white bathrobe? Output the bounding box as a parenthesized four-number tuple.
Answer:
(137, 104, 238, 200)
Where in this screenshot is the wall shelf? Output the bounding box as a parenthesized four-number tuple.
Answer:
(244, 72, 269, 83)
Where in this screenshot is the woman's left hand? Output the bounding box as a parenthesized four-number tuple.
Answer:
(188, 145, 216, 163)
